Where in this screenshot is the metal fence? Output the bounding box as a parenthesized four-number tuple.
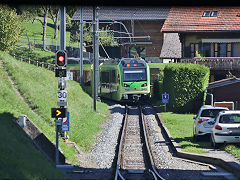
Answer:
(181, 57, 240, 70)
(12, 53, 55, 71)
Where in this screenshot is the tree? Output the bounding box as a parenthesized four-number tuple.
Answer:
(70, 24, 118, 51)
(49, 6, 60, 40)
(0, 5, 23, 51)
(32, 6, 50, 50)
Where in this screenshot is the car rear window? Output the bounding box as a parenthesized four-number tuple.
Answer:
(219, 114, 240, 123)
(200, 109, 226, 118)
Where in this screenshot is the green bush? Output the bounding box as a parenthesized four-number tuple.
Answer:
(0, 5, 23, 51)
(152, 70, 164, 100)
(163, 63, 209, 113)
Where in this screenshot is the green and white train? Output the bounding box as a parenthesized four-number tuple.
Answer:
(98, 58, 150, 102)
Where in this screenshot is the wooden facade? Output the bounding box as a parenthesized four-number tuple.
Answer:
(207, 78, 240, 109)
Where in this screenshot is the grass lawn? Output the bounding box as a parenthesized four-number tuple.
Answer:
(67, 64, 92, 71)
(148, 63, 168, 70)
(0, 60, 66, 179)
(160, 112, 240, 160)
(0, 52, 109, 163)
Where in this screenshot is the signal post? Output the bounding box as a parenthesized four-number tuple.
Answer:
(51, 50, 68, 165)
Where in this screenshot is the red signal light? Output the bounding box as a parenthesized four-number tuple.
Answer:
(58, 56, 64, 62)
(56, 50, 67, 67)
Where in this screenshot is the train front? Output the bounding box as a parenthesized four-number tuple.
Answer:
(120, 58, 150, 102)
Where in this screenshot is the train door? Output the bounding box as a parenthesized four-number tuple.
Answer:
(110, 70, 116, 99)
(100, 71, 110, 97)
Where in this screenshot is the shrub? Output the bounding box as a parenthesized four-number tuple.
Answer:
(163, 63, 209, 113)
(0, 5, 23, 51)
(152, 70, 164, 99)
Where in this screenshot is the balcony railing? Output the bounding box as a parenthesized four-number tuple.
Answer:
(180, 57, 240, 70)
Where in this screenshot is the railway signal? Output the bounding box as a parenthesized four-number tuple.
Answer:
(56, 50, 67, 67)
(51, 108, 67, 118)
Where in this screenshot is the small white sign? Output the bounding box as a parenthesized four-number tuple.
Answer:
(57, 90, 68, 101)
(66, 71, 73, 80)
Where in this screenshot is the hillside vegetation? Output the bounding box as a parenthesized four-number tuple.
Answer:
(0, 59, 65, 179)
(0, 52, 109, 163)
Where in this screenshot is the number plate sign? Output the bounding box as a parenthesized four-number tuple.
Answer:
(57, 90, 68, 101)
(161, 93, 169, 104)
(66, 71, 73, 80)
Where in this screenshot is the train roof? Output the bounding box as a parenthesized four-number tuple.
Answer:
(120, 58, 146, 65)
(100, 58, 147, 67)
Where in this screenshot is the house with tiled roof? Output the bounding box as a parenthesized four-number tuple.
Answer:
(72, 7, 170, 58)
(206, 77, 240, 109)
(162, 7, 240, 81)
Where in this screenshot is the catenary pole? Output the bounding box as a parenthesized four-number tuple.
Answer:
(60, 7, 66, 51)
(92, 6, 99, 111)
(56, 6, 66, 166)
(79, 7, 83, 86)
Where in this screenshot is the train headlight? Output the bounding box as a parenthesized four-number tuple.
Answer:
(141, 83, 147, 87)
(124, 84, 130, 87)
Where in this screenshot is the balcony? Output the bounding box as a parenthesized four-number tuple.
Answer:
(180, 57, 240, 70)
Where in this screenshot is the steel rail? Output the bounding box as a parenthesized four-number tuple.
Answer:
(114, 105, 128, 180)
(139, 105, 165, 180)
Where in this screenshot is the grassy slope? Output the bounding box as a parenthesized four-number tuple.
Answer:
(161, 112, 240, 159)
(21, 17, 78, 48)
(0, 52, 109, 160)
(0, 61, 65, 179)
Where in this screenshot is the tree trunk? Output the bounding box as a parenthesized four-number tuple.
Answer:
(42, 7, 49, 50)
(54, 9, 60, 40)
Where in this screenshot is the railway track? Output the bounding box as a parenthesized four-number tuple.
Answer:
(114, 105, 164, 180)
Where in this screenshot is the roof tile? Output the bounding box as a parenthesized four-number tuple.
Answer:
(162, 7, 240, 32)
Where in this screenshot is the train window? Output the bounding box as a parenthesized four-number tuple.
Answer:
(101, 71, 110, 83)
(111, 70, 116, 83)
(123, 68, 147, 82)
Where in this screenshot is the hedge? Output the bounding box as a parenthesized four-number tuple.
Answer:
(163, 63, 210, 113)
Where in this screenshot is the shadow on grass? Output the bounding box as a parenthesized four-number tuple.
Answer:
(174, 135, 212, 150)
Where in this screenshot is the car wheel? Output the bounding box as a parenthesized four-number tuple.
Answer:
(193, 128, 198, 142)
(211, 134, 220, 149)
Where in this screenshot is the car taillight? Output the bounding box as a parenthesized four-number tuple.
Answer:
(198, 118, 209, 124)
(215, 125, 222, 130)
(124, 84, 130, 87)
(141, 83, 147, 87)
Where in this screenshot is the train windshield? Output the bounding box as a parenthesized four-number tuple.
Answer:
(123, 68, 147, 82)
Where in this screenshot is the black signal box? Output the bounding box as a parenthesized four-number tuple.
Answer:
(51, 108, 67, 118)
(56, 50, 67, 67)
(55, 69, 67, 77)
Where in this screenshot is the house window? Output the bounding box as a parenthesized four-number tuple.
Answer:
(190, 43, 200, 57)
(219, 43, 227, 57)
(202, 11, 218, 17)
(202, 43, 211, 57)
(211, 11, 218, 17)
(213, 43, 232, 57)
(203, 11, 211, 17)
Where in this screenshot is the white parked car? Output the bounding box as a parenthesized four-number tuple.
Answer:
(211, 110, 240, 148)
(193, 105, 229, 141)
